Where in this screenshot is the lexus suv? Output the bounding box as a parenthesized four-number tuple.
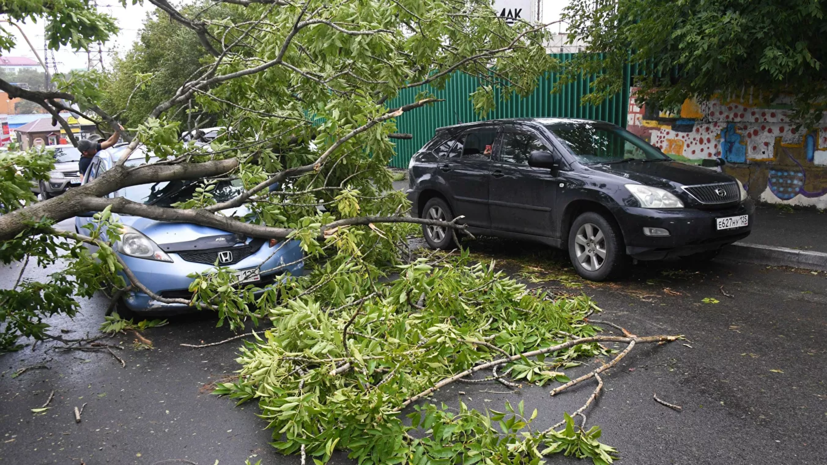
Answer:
(406, 119, 754, 281)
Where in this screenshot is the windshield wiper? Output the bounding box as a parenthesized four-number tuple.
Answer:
(601, 158, 637, 164)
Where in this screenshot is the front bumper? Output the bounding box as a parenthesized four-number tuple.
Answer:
(119, 240, 304, 312)
(41, 178, 82, 195)
(614, 200, 755, 260)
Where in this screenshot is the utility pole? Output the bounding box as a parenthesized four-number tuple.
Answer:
(86, 0, 106, 71)
(42, 40, 59, 90)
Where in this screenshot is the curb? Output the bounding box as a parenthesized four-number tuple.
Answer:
(720, 242, 827, 272)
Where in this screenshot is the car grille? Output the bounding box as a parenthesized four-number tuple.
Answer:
(682, 182, 740, 205)
(158, 271, 282, 300)
(62, 170, 81, 178)
(176, 239, 265, 265)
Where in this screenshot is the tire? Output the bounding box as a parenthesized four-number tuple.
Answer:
(681, 249, 720, 263)
(567, 211, 627, 281)
(421, 197, 457, 250)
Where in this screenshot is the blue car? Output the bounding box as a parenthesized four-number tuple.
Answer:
(76, 146, 304, 314)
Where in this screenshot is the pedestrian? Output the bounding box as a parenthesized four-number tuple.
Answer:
(78, 126, 123, 176)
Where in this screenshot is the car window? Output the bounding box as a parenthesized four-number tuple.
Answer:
(53, 147, 81, 163)
(499, 131, 547, 165)
(461, 128, 497, 160)
(547, 123, 668, 164)
(430, 134, 456, 158)
(85, 159, 101, 182)
(120, 158, 244, 208)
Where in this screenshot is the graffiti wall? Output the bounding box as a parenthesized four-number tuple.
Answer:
(627, 90, 827, 209)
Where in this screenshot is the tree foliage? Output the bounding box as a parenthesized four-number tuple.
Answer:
(563, 0, 827, 124)
(100, 2, 230, 127)
(0, 1, 682, 462)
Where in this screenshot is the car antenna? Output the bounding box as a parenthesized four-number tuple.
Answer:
(455, 111, 462, 124)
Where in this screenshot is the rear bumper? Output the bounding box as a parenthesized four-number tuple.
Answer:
(614, 200, 755, 260)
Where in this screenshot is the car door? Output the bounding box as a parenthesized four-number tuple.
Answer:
(76, 157, 118, 236)
(489, 127, 560, 237)
(439, 127, 497, 229)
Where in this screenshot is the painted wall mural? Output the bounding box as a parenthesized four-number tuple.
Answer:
(627, 89, 827, 209)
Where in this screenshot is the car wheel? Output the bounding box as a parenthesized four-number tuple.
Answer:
(568, 212, 626, 281)
(681, 249, 720, 263)
(421, 197, 457, 250)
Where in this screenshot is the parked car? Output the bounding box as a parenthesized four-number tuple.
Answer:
(33, 145, 84, 199)
(407, 119, 754, 281)
(76, 146, 304, 314)
(181, 126, 226, 146)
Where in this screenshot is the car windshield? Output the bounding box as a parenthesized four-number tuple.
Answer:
(547, 124, 669, 164)
(53, 147, 81, 163)
(122, 159, 245, 207)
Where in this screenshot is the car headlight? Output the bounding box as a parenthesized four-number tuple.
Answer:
(117, 226, 173, 262)
(49, 170, 65, 179)
(736, 179, 748, 201)
(625, 184, 684, 209)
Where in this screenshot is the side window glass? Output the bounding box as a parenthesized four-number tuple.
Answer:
(500, 132, 547, 166)
(432, 136, 456, 159)
(461, 129, 497, 160)
(448, 136, 464, 158)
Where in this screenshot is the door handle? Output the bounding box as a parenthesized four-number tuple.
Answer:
(491, 170, 505, 178)
(439, 164, 452, 172)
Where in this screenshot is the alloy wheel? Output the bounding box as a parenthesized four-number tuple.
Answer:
(574, 222, 606, 271)
(426, 205, 447, 242)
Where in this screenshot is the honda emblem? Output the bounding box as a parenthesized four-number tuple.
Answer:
(218, 251, 233, 264)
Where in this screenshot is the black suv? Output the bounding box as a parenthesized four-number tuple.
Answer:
(406, 118, 754, 281)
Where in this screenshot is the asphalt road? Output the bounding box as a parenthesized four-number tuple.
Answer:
(1, 233, 825, 464)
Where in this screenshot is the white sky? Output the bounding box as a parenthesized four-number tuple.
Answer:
(4, 0, 571, 74)
(5, 1, 156, 73)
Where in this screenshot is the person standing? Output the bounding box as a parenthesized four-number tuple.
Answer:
(78, 126, 123, 176)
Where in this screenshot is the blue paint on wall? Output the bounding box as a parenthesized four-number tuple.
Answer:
(720, 124, 746, 163)
(806, 134, 815, 162)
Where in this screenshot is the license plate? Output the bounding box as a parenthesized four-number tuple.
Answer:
(716, 215, 748, 230)
(234, 268, 260, 284)
(69, 177, 81, 184)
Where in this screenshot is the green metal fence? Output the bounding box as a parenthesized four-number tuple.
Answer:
(387, 54, 631, 168)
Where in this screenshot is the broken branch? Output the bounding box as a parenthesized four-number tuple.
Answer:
(653, 392, 683, 412)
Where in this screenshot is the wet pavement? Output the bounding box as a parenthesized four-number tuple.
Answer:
(1, 232, 826, 464)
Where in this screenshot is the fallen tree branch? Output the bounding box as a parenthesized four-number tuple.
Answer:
(12, 364, 49, 378)
(74, 402, 88, 423)
(550, 340, 637, 397)
(653, 392, 682, 412)
(107, 347, 126, 368)
(399, 334, 680, 410)
(41, 390, 55, 409)
(181, 332, 256, 348)
(544, 374, 603, 433)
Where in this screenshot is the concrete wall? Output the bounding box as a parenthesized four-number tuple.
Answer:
(627, 89, 827, 209)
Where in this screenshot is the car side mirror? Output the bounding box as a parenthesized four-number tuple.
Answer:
(701, 157, 727, 168)
(528, 150, 559, 169)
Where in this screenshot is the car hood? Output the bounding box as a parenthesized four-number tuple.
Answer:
(585, 160, 733, 188)
(118, 206, 252, 251)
